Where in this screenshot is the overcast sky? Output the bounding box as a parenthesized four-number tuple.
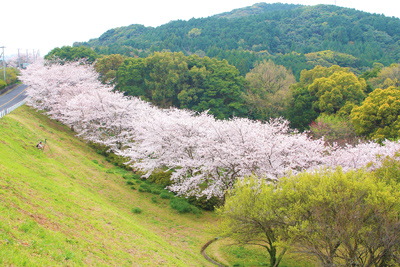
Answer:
(2, 0, 400, 57)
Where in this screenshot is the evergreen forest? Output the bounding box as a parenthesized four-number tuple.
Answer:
(74, 3, 400, 77)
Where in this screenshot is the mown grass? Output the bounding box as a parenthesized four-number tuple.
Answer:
(0, 105, 317, 267)
(0, 105, 216, 266)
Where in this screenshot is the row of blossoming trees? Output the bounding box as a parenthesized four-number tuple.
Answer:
(20, 59, 400, 200)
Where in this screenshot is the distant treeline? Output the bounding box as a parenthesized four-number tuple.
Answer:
(74, 3, 400, 76)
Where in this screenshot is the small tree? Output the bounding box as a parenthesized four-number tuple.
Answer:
(308, 114, 358, 146)
(215, 176, 291, 267)
(278, 168, 400, 267)
(216, 168, 400, 267)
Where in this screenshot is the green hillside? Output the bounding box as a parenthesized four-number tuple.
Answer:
(0, 105, 216, 266)
(74, 2, 400, 73)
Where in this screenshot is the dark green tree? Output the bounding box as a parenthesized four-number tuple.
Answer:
(45, 46, 98, 63)
(116, 52, 246, 119)
(116, 58, 146, 97)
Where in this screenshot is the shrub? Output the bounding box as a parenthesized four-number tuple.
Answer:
(373, 153, 400, 185)
(131, 207, 142, 214)
(131, 174, 141, 180)
(188, 195, 222, 211)
(138, 183, 152, 193)
(308, 114, 358, 146)
(159, 191, 173, 199)
(147, 168, 173, 186)
(0, 79, 6, 90)
(151, 188, 161, 195)
(169, 198, 193, 214)
(190, 206, 201, 216)
(151, 196, 158, 203)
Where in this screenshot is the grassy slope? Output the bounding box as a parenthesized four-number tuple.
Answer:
(0, 105, 216, 266)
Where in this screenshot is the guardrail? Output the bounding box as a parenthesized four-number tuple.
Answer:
(0, 97, 30, 119)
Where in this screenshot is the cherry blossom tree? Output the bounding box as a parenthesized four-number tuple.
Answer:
(20, 59, 400, 201)
(323, 140, 400, 172)
(121, 113, 328, 199)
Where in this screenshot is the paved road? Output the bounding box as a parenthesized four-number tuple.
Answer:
(0, 84, 29, 112)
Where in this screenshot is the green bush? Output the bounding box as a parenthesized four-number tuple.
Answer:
(138, 183, 152, 193)
(131, 207, 142, 214)
(123, 173, 141, 180)
(151, 196, 158, 203)
(190, 206, 201, 216)
(160, 192, 173, 199)
(147, 168, 173, 186)
(308, 114, 358, 146)
(188, 195, 222, 211)
(0, 79, 7, 90)
(131, 174, 141, 180)
(126, 180, 134, 185)
(373, 153, 400, 185)
(170, 198, 192, 213)
(151, 188, 161, 195)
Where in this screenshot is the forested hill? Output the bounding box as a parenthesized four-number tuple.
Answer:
(212, 2, 301, 19)
(75, 2, 400, 75)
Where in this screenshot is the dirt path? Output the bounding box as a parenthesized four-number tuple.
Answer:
(201, 238, 226, 267)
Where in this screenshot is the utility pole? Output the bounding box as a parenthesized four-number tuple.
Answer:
(0, 46, 5, 82)
(18, 49, 21, 69)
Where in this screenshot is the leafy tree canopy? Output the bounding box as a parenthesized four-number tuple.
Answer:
(0, 67, 20, 86)
(243, 60, 296, 120)
(94, 54, 125, 84)
(45, 46, 98, 63)
(308, 70, 367, 115)
(351, 86, 400, 141)
(305, 50, 359, 69)
(286, 65, 364, 130)
(116, 51, 247, 119)
(0, 79, 6, 90)
(369, 63, 400, 90)
(216, 168, 400, 267)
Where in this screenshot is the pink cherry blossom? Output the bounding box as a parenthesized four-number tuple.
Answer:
(20, 59, 400, 200)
